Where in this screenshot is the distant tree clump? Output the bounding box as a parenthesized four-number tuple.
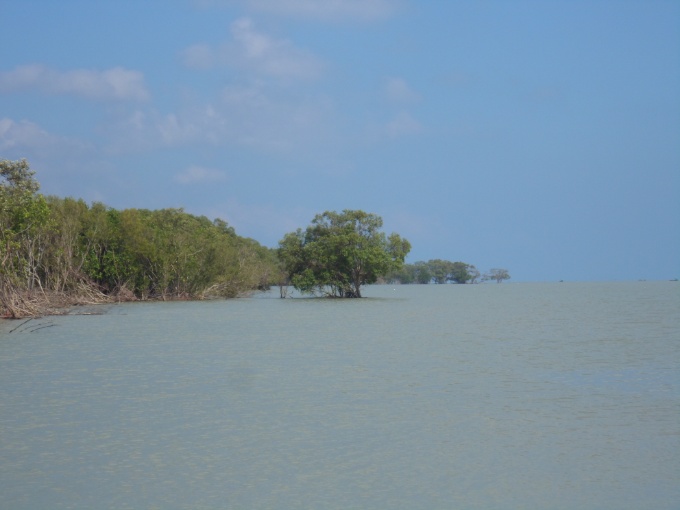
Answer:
(386, 261, 510, 285)
(386, 259, 479, 284)
(278, 210, 410, 298)
(483, 268, 511, 283)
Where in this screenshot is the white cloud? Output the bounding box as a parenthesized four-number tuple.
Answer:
(386, 111, 422, 137)
(0, 117, 87, 153)
(0, 117, 47, 151)
(0, 64, 150, 101)
(220, 82, 335, 151)
(181, 18, 324, 81)
(105, 84, 334, 156)
(174, 165, 227, 184)
(0, 117, 109, 199)
(105, 107, 223, 153)
(157, 113, 199, 145)
(386, 77, 421, 103)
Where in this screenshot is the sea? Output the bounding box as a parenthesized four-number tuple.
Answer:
(1, 281, 678, 509)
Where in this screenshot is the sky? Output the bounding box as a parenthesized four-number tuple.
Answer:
(1, 0, 678, 282)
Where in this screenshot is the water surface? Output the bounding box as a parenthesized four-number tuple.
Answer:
(1, 282, 678, 509)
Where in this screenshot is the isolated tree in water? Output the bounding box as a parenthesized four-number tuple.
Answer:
(278, 210, 410, 298)
(484, 268, 511, 283)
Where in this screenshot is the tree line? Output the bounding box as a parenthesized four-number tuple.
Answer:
(1, 159, 279, 318)
(386, 260, 510, 285)
(2, 158, 509, 317)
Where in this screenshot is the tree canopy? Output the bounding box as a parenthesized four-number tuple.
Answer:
(278, 210, 410, 298)
(1, 159, 51, 293)
(1, 159, 280, 317)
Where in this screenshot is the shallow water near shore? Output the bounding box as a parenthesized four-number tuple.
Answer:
(1, 281, 679, 509)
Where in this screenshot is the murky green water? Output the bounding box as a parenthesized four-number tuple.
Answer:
(1, 282, 679, 509)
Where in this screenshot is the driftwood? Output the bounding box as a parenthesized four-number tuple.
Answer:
(1, 279, 45, 319)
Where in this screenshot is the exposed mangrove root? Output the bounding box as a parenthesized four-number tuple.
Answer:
(0, 275, 258, 320)
(0, 277, 126, 319)
(1, 280, 45, 319)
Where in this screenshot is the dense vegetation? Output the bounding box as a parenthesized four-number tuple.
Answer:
(2, 158, 510, 317)
(1, 159, 279, 318)
(278, 210, 411, 298)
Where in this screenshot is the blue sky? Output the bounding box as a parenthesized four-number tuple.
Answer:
(1, 0, 678, 282)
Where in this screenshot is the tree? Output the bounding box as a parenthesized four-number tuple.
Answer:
(466, 265, 481, 284)
(414, 261, 433, 284)
(425, 259, 476, 284)
(385, 260, 482, 284)
(387, 261, 433, 285)
(278, 210, 410, 298)
(1, 159, 283, 317)
(0, 159, 51, 288)
(449, 261, 476, 284)
(1, 159, 53, 317)
(427, 259, 451, 284)
(484, 268, 511, 283)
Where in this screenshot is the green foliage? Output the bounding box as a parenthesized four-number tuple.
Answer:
(278, 210, 411, 298)
(384, 260, 432, 284)
(1, 158, 510, 317)
(0, 158, 40, 194)
(2, 158, 280, 316)
(449, 261, 475, 284)
(76, 206, 278, 299)
(1, 159, 52, 288)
